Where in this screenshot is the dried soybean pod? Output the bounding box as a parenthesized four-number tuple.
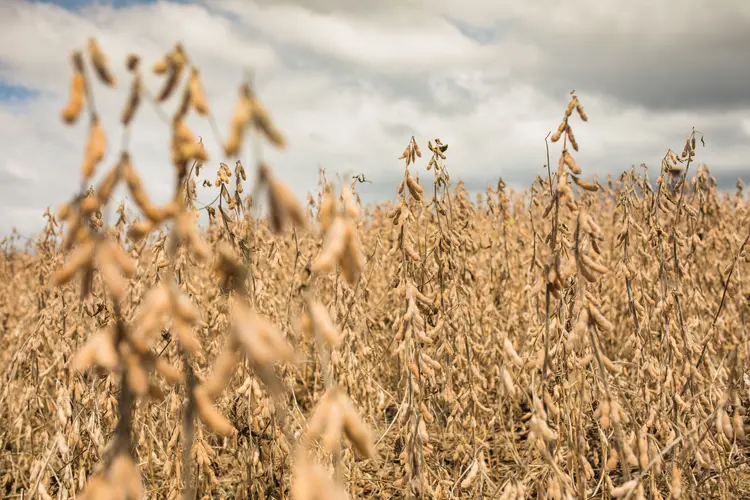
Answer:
(88, 38, 117, 87)
(121, 74, 141, 126)
(62, 52, 86, 124)
(81, 115, 107, 181)
(156, 44, 186, 102)
(188, 67, 209, 115)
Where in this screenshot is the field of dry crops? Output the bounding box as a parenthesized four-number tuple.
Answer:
(2, 39, 750, 500)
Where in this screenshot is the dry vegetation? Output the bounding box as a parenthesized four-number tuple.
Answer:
(1, 38, 750, 500)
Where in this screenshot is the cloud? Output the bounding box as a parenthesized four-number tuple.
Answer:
(0, 0, 748, 237)
(242, 0, 750, 111)
(211, 0, 539, 76)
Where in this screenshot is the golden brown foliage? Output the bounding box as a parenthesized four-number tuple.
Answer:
(1, 42, 750, 500)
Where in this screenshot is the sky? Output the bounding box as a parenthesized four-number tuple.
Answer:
(1, 0, 749, 237)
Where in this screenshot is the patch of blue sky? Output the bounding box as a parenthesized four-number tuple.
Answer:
(443, 16, 505, 45)
(0, 82, 40, 103)
(28, 0, 194, 10)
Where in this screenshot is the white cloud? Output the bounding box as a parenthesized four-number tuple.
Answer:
(742, 119, 750, 138)
(211, 0, 539, 75)
(0, 0, 748, 238)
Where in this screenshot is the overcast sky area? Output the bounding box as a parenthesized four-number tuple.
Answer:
(1, 0, 749, 237)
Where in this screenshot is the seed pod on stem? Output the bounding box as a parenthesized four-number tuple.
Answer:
(81, 115, 107, 181)
(61, 52, 86, 124)
(88, 38, 117, 87)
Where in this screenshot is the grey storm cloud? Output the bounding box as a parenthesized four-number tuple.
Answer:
(245, 0, 750, 112)
(519, 29, 750, 112)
